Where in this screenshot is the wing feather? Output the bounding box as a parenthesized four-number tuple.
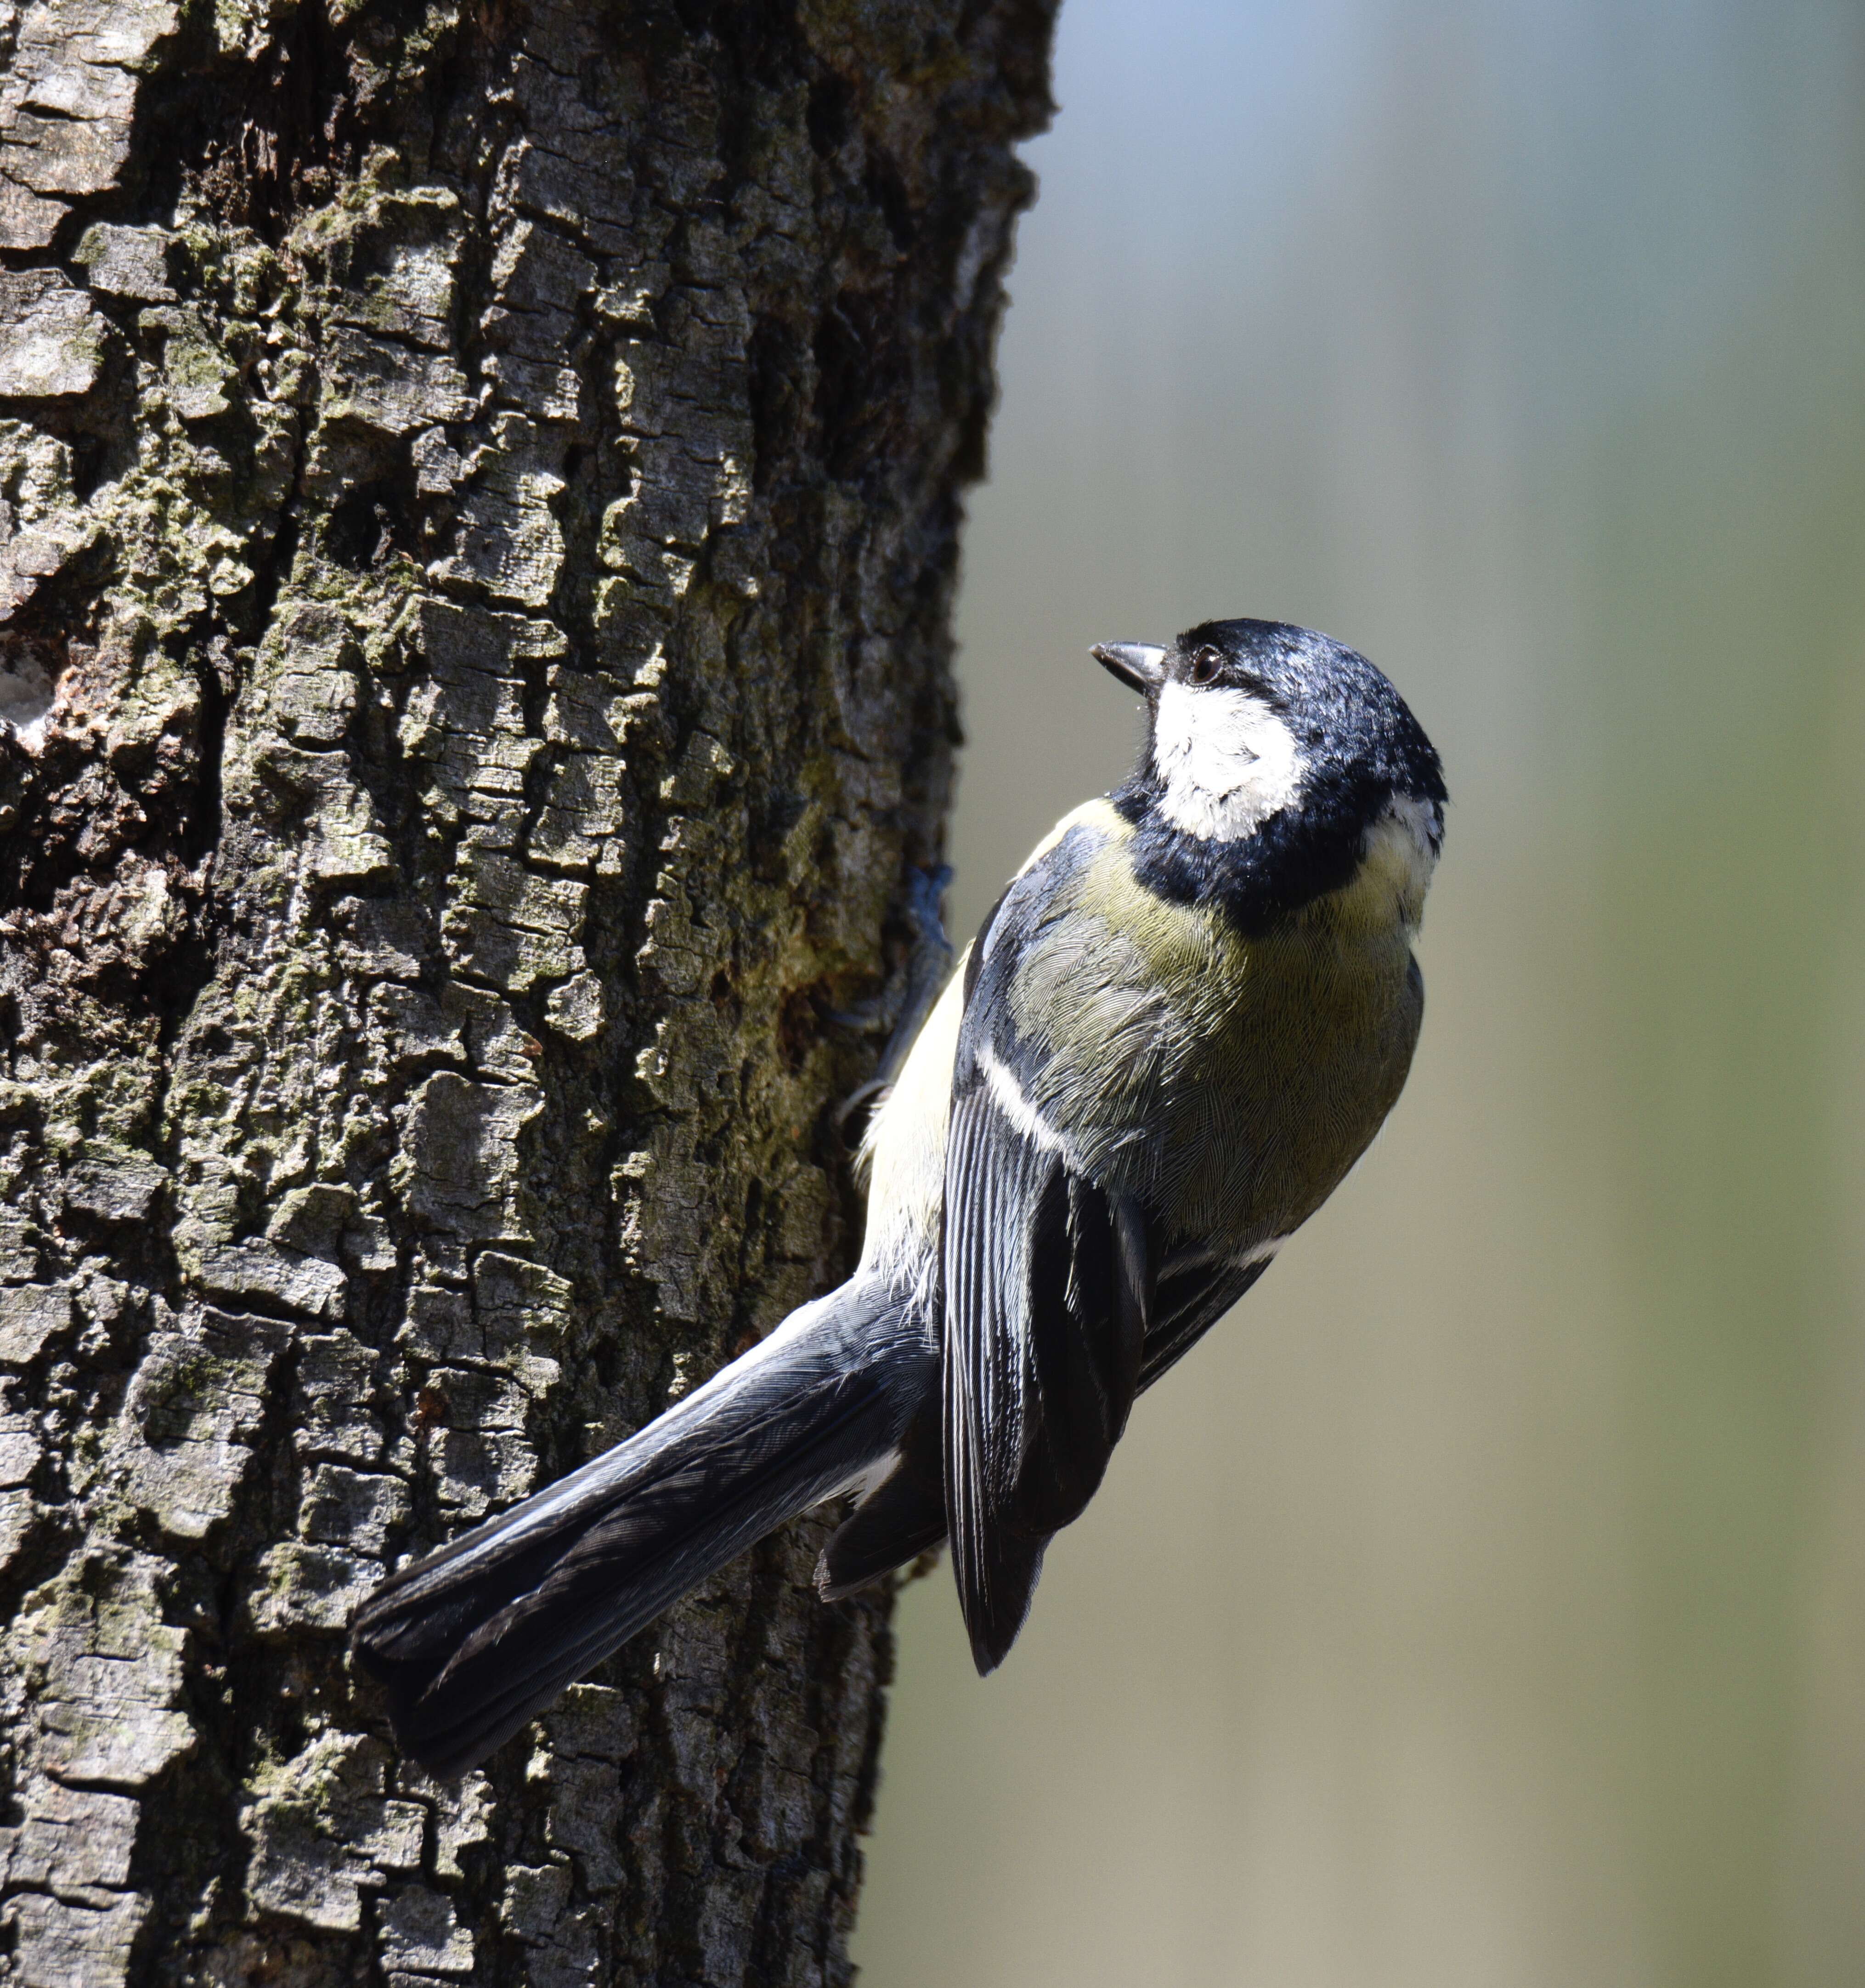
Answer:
(941, 1092, 1043, 1669)
(940, 1082, 1150, 1673)
(1139, 1254, 1274, 1390)
(935, 808, 1281, 1675)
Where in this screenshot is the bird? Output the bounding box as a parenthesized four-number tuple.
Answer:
(350, 617, 1447, 1779)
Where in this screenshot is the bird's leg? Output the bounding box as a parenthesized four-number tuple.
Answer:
(833, 864, 954, 1127)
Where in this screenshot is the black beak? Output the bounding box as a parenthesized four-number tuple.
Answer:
(1091, 642, 1168, 693)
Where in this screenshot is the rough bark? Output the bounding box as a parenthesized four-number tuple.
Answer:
(0, 0, 1055, 1978)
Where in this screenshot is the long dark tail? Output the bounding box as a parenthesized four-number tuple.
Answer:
(350, 1281, 933, 1778)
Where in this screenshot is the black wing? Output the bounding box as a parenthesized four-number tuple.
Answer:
(941, 1081, 1150, 1671)
(936, 811, 1290, 1672)
(938, 822, 1169, 1673)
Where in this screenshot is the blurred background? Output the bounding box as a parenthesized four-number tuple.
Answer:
(850, 3, 1865, 1986)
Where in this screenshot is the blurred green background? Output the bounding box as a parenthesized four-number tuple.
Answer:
(850, 3, 1865, 1985)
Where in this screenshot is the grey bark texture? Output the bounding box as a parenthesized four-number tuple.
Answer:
(0, 0, 1057, 1978)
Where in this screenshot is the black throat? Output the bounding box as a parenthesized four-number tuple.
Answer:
(1112, 768, 1392, 937)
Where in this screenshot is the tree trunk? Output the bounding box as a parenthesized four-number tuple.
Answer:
(0, 0, 1054, 1978)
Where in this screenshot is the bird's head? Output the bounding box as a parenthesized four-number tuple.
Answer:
(1095, 619, 1447, 924)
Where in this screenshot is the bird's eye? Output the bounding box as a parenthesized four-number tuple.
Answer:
(1189, 646, 1223, 686)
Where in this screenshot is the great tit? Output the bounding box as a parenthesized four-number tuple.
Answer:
(351, 618, 1447, 1778)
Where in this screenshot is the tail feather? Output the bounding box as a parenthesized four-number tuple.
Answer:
(816, 1400, 945, 1600)
(351, 1285, 932, 1778)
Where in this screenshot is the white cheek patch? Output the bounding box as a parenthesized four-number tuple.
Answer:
(1150, 680, 1308, 843)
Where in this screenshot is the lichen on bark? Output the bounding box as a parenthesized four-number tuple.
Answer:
(0, 0, 1057, 1979)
